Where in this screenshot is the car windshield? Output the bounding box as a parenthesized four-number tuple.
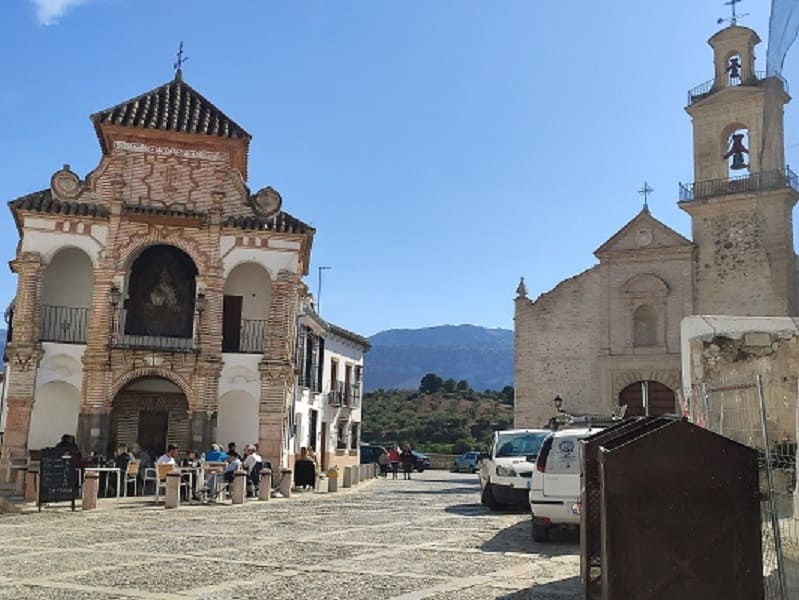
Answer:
(496, 432, 547, 458)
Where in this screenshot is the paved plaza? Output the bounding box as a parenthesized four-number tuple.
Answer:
(0, 471, 581, 599)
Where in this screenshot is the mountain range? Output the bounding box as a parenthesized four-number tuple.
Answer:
(364, 324, 513, 392)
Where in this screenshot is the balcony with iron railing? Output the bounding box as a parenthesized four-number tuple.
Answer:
(40, 305, 89, 344)
(327, 381, 363, 408)
(687, 70, 788, 104)
(222, 319, 267, 354)
(678, 168, 799, 202)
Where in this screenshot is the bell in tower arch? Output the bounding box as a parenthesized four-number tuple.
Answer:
(724, 132, 749, 171)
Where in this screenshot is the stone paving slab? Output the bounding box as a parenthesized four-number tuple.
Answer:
(0, 472, 581, 599)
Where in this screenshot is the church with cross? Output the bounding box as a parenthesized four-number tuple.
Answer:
(513, 20, 799, 427)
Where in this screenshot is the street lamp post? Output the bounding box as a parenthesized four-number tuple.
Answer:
(317, 266, 331, 315)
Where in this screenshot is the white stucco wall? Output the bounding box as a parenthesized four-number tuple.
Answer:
(221, 245, 299, 278)
(223, 263, 272, 320)
(41, 247, 95, 307)
(21, 220, 106, 266)
(218, 354, 261, 399)
(28, 381, 81, 451)
(36, 344, 85, 391)
(216, 390, 259, 453)
(321, 332, 366, 454)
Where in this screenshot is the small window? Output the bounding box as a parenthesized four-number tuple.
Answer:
(350, 423, 360, 450)
(336, 421, 347, 450)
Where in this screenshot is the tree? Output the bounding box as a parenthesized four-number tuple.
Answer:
(442, 378, 457, 393)
(501, 385, 514, 405)
(419, 373, 443, 394)
(456, 379, 470, 392)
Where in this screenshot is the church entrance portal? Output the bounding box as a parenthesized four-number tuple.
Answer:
(619, 381, 675, 417)
(111, 377, 189, 458)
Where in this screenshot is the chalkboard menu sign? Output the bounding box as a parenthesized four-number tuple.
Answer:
(38, 447, 78, 511)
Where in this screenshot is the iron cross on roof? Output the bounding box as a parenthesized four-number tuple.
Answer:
(718, 0, 748, 26)
(173, 41, 189, 78)
(638, 181, 653, 212)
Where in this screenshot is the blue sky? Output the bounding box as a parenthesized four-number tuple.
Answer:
(0, 1, 795, 336)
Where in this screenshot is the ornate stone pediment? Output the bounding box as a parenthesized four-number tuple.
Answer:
(595, 210, 692, 258)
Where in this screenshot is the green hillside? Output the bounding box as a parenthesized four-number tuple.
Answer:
(362, 381, 514, 454)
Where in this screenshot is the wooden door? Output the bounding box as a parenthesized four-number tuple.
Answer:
(619, 381, 675, 417)
(320, 422, 327, 471)
(222, 295, 243, 352)
(308, 409, 318, 451)
(138, 411, 168, 456)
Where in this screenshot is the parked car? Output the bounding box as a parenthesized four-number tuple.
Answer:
(528, 427, 603, 542)
(360, 445, 387, 465)
(479, 428, 550, 510)
(412, 450, 431, 472)
(452, 451, 480, 473)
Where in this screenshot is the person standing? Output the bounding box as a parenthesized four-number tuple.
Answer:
(388, 446, 401, 480)
(400, 444, 414, 480)
(377, 448, 389, 477)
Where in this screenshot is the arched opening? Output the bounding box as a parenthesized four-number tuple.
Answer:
(619, 381, 675, 417)
(222, 263, 272, 352)
(110, 377, 189, 458)
(723, 127, 750, 178)
(124, 245, 198, 338)
(725, 52, 742, 86)
(41, 248, 94, 343)
(28, 381, 81, 451)
(633, 304, 659, 347)
(216, 390, 258, 453)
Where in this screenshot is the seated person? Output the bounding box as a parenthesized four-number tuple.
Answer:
(156, 444, 178, 466)
(227, 441, 242, 460)
(181, 450, 200, 468)
(205, 443, 227, 462)
(202, 451, 242, 497)
(243, 444, 262, 473)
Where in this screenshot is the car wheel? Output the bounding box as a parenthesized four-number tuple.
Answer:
(532, 519, 550, 542)
(480, 482, 500, 511)
(469, 465, 477, 474)
(416, 466, 425, 473)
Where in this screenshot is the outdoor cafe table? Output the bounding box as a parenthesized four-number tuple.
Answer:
(85, 467, 121, 502)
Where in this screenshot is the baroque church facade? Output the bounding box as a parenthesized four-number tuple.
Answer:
(514, 24, 799, 428)
(0, 69, 366, 476)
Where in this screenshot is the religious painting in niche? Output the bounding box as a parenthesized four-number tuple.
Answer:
(724, 129, 749, 176)
(633, 304, 658, 347)
(124, 245, 198, 338)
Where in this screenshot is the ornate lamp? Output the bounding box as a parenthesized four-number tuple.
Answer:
(196, 292, 207, 314)
(108, 284, 122, 307)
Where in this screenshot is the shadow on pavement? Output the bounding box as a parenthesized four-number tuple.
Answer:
(480, 520, 579, 556)
(392, 487, 477, 496)
(445, 502, 490, 516)
(495, 576, 583, 599)
(420, 476, 479, 486)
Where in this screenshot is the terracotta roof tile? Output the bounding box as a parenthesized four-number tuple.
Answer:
(9, 189, 108, 218)
(223, 211, 314, 234)
(91, 75, 250, 140)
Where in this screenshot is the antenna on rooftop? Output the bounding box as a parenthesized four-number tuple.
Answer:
(717, 0, 749, 26)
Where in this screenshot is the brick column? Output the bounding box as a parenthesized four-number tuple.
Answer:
(0, 253, 44, 481)
(258, 270, 300, 469)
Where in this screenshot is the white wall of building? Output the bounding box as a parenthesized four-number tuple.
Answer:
(321, 333, 366, 455)
(221, 244, 299, 278)
(36, 343, 85, 392)
(217, 389, 259, 453)
(21, 219, 107, 266)
(28, 381, 81, 450)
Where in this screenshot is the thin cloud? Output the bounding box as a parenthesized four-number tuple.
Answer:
(31, 0, 90, 26)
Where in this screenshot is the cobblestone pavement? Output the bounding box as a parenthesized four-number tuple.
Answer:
(0, 471, 581, 599)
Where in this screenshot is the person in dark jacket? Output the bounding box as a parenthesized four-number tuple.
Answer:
(400, 444, 414, 480)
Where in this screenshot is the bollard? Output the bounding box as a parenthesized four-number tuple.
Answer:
(231, 469, 247, 504)
(328, 468, 339, 492)
(315, 474, 328, 493)
(24, 469, 38, 503)
(15, 467, 27, 497)
(372, 463, 378, 478)
(259, 469, 272, 501)
(279, 468, 292, 498)
(352, 464, 360, 485)
(165, 469, 181, 509)
(82, 470, 99, 510)
(343, 465, 352, 488)
(360, 464, 366, 481)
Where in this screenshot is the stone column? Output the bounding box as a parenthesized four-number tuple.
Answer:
(76, 367, 111, 456)
(0, 253, 44, 480)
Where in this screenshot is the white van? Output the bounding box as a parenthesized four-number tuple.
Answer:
(528, 427, 602, 541)
(479, 428, 550, 510)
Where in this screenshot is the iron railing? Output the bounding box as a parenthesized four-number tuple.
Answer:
(687, 70, 788, 104)
(40, 305, 89, 344)
(113, 333, 195, 352)
(221, 319, 267, 353)
(679, 168, 799, 202)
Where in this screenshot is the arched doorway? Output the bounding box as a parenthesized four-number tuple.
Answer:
(124, 245, 198, 338)
(223, 263, 271, 352)
(28, 381, 81, 451)
(110, 377, 189, 457)
(41, 248, 94, 343)
(619, 381, 676, 417)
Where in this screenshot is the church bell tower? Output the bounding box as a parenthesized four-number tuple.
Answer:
(679, 24, 799, 316)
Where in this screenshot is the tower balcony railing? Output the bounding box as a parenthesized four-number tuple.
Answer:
(687, 71, 788, 104)
(112, 309, 196, 352)
(678, 168, 799, 202)
(40, 305, 89, 344)
(222, 319, 267, 354)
